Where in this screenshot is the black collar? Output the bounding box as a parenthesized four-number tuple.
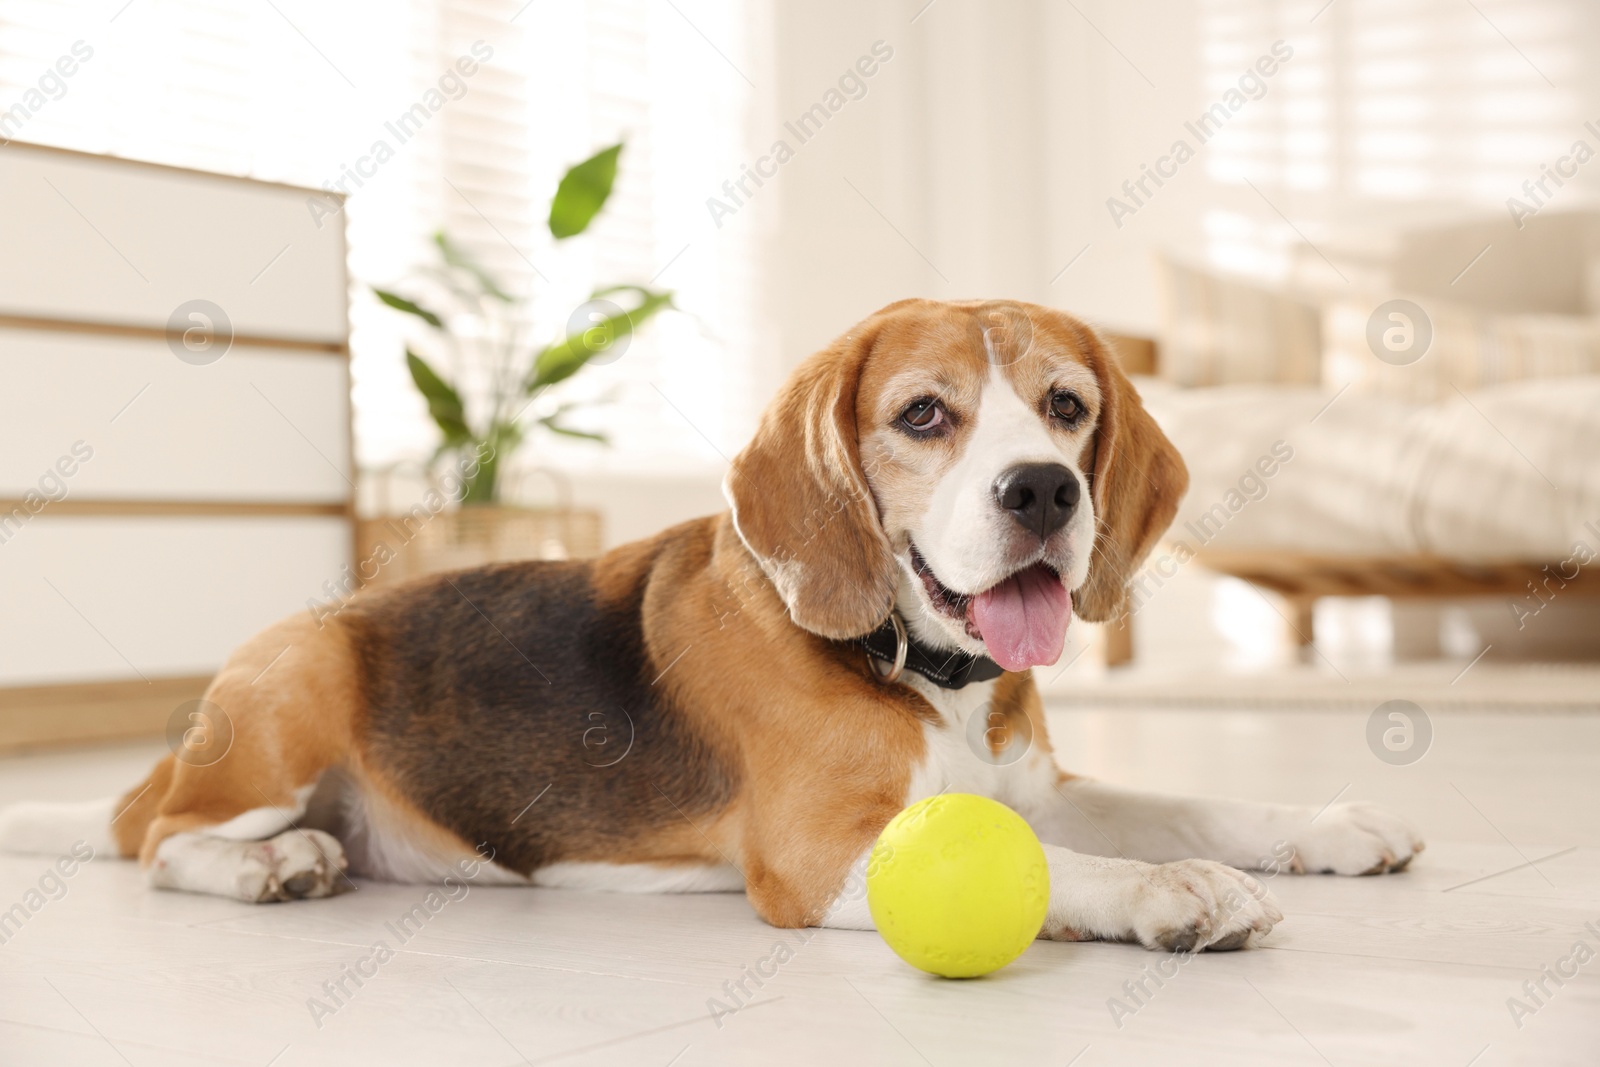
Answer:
(858, 614, 1005, 690)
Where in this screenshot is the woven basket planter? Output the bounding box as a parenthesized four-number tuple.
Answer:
(357, 467, 602, 587)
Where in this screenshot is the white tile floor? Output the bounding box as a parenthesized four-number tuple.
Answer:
(1, 703, 1597, 1066)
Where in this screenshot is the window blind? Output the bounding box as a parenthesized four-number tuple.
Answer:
(1196, 0, 1593, 282)
(0, 0, 762, 479)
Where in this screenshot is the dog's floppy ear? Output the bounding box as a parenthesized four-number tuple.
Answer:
(724, 327, 898, 639)
(1072, 328, 1189, 622)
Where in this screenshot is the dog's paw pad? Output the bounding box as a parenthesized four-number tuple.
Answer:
(235, 830, 347, 902)
(273, 828, 348, 899)
(1207, 928, 1253, 951)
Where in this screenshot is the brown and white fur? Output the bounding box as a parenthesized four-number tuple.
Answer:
(0, 299, 1421, 952)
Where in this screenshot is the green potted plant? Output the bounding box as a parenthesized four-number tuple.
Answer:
(368, 142, 672, 568)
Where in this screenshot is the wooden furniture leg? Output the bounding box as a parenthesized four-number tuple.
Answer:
(1104, 609, 1134, 668)
(1286, 596, 1316, 648)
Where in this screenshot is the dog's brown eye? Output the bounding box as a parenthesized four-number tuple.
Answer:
(900, 398, 945, 432)
(1050, 391, 1083, 423)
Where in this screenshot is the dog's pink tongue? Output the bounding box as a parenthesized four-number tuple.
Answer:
(969, 565, 1072, 672)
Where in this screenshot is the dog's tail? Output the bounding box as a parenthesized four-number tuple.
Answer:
(0, 756, 171, 860)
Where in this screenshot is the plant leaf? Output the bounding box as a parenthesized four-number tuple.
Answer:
(538, 413, 609, 444)
(374, 288, 444, 328)
(548, 143, 623, 240)
(406, 349, 471, 443)
(526, 286, 674, 391)
(433, 231, 513, 302)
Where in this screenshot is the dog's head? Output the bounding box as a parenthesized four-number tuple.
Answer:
(724, 299, 1187, 672)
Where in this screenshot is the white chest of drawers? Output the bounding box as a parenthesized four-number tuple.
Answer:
(0, 143, 353, 749)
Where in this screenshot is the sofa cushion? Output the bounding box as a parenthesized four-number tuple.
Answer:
(1155, 257, 1322, 387)
(1323, 296, 1600, 403)
(1136, 374, 1600, 561)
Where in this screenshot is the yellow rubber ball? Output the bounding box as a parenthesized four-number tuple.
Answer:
(866, 793, 1049, 978)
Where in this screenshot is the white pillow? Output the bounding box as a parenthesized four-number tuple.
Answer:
(1323, 295, 1600, 402)
(1155, 256, 1322, 387)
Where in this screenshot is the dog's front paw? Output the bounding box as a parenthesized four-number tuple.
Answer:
(1286, 802, 1423, 875)
(1128, 859, 1282, 952)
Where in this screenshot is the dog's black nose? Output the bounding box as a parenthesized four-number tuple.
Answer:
(994, 463, 1079, 540)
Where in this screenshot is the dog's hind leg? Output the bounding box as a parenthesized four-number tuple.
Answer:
(143, 756, 348, 904)
(149, 827, 348, 902)
(133, 616, 367, 901)
(0, 614, 365, 903)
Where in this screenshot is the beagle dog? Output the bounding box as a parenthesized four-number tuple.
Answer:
(0, 299, 1422, 952)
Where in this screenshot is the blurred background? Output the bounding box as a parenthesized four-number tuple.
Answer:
(3, 0, 1599, 750)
